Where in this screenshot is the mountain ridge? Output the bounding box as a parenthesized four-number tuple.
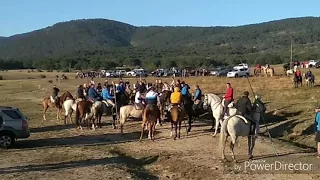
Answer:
(0, 17, 320, 70)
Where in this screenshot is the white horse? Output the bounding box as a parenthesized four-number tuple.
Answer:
(203, 93, 237, 137)
(119, 105, 144, 133)
(63, 99, 77, 125)
(219, 97, 266, 161)
(85, 101, 104, 130)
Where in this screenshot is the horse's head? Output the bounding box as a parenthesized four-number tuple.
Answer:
(203, 94, 209, 108)
(253, 96, 266, 114)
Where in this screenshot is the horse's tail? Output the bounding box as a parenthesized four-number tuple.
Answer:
(219, 117, 230, 153)
(119, 106, 126, 125)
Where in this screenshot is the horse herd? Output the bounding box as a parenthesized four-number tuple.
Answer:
(41, 89, 267, 161)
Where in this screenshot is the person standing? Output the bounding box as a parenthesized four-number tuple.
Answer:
(223, 83, 234, 116)
(314, 107, 320, 158)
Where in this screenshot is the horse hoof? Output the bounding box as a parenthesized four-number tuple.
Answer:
(249, 155, 253, 160)
(178, 135, 181, 138)
(187, 128, 191, 132)
(174, 137, 176, 140)
(212, 134, 217, 137)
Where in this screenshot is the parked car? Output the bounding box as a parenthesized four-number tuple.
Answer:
(105, 70, 115, 77)
(227, 68, 250, 78)
(0, 106, 30, 148)
(308, 60, 318, 68)
(216, 69, 233, 77)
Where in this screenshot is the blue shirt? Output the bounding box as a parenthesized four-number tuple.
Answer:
(88, 87, 99, 98)
(102, 88, 113, 100)
(181, 85, 190, 96)
(194, 89, 202, 100)
(116, 85, 125, 94)
(315, 112, 320, 131)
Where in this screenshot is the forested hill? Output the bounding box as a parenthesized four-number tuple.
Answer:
(1, 17, 320, 70)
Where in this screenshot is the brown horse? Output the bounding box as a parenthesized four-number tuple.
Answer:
(139, 104, 160, 141)
(42, 91, 74, 121)
(169, 104, 184, 140)
(75, 100, 92, 130)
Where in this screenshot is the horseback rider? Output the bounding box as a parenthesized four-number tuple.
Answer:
(96, 83, 103, 95)
(135, 87, 145, 109)
(235, 91, 256, 134)
(51, 85, 60, 104)
(102, 85, 116, 107)
(145, 86, 160, 106)
(169, 86, 183, 111)
(87, 84, 101, 102)
(181, 81, 190, 97)
(157, 79, 164, 93)
(76, 85, 85, 102)
(223, 83, 234, 116)
(193, 85, 202, 110)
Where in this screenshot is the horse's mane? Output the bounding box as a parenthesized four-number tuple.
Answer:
(206, 93, 221, 102)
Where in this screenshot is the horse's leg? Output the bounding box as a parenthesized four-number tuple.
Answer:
(187, 113, 192, 132)
(151, 121, 155, 140)
(212, 116, 221, 137)
(230, 135, 238, 162)
(112, 108, 116, 129)
(178, 120, 181, 138)
(69, 110, 73, 124)
(174, 121, 178, 140)
(148, 122, 152, 140)
(139, 122, 145, 141)
(248, 136, 253, 159)
(170, 121, 173, 137)
(42, 104, 49, 121)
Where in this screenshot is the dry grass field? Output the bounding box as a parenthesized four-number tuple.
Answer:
(0, 66, 320, 179)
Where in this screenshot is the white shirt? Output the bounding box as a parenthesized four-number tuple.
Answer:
(146, 90, 160, 102)
(135, 91, 141, 103)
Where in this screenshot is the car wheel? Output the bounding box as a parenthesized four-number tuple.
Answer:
(0, 133, 15, 148)
(235, 74, 238, 78)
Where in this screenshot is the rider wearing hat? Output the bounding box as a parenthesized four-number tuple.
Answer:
(51, 85, 60, 104)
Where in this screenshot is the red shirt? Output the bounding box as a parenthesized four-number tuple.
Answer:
(225, 87, 234, 101)
(296, 70, 301, 76)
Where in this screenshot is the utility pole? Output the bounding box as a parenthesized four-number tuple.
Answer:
(290, 38, 293, 69)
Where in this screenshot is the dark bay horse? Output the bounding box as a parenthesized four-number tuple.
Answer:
(159, 90, 172, 121)
(293, 74, 302, 88)
(42, 91, 73, 121)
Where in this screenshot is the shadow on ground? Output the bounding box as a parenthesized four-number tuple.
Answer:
(0, 148, 159, 179)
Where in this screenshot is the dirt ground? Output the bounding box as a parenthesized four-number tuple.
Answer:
(0, 68, 320, 179)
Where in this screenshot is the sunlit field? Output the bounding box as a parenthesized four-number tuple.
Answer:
(0, 65, 319, 179)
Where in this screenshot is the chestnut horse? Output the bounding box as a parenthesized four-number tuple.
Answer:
(139, 104, 161, 141)
(75, 100, 92, 130)
(42, 91, 74, 121)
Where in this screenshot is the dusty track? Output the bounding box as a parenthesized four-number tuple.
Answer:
(0, 118, 319, 179)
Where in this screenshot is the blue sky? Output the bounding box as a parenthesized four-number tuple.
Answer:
(0, 0, 319, 37)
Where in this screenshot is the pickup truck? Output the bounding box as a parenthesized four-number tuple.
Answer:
(308, 60, 318, 67)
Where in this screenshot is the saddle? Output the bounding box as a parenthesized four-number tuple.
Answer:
(168, 104, 181, 112)
(222, 99, 234, 108)
(102, 100, 112, 107)
(135, 103, 145, 110)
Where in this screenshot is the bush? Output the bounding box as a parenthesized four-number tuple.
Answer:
(0, 76, 3, 80)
